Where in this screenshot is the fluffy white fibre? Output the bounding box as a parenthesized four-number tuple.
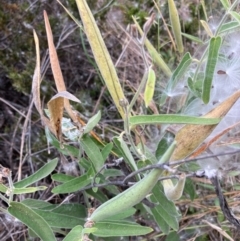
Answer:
(204, 168, 218, 179)
(164, 30, 240, 175)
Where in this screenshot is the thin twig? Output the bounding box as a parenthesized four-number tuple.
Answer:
(210, 175, 240, 229)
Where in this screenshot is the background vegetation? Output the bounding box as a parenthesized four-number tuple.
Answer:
(1, 0, 240, 240)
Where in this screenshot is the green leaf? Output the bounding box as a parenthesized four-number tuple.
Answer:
(219, 21, 239, 33)
(129, 114, 220, 126)
(63, 225, 83, 241)
(181, 33, 203, 43)
(166, 231, 180, 241)
(21, 199, 53, 209)
(187, 76, 203, 98)
(14, 158, 58, 188)
(103, 168, 124, 178)
(86, 189, 108, 203)
(155, 132, 175, 162)
(13, 186, 47, 194)
(170, 52, 192, 86)
(92, 221, 153, 237)
(112, 137, 139, 176)
(78, 157, 91, 170)
(138, 144, 157, 164)
(101, 142, 113, 161)
(80, 134, 104, 172)
(52, 168, 93, 194)
(83, 110, 101, 134)
(202, 36, 222, 104)
(151, 184, 180, 231)
(229, 11, 240, 25)
(22, 200, 87, 219)
(51, 173, 75, 183)
(184, 178, 196, 201)
(144, 67, 156, 108)
(33, 209, 85, 228)
(168, 0, 184, 52)
(47, 204, 86, 218)
(160, 52, 192, 106)
(151, 204, 169, 234)
(187, 76, 194, 92)
(0, 183, 8, 193)
(8, 201, 56, 241)
(220, 0, 230, 9)
(92, 176, 100, 192)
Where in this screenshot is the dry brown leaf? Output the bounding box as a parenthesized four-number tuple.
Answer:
(171, 90, 240, 161)
(43, 10, 66, 92)
(32, 29, 53, 133)
(47, 95, 64, 142)
(43, 10, 77, 123)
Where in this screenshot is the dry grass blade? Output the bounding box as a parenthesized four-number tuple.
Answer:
(18, 100, 34, 182)
(32, 30, 42, 116)
(203, 219, 234, 241)
(32, 28, 53, 132)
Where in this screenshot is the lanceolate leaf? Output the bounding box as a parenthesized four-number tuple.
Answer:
(229, 11, 240, 25)
(12, 186, 47, 194)
(202, 36, 222, 104)
(169, 52, 192, 88)
(151, 184, 180, 231)
(33, 209, 85, 228)
(14, 158, 58, 188)
(80, 134, 104, 172)
(8, 202, 56, 241)
(92, 221, 153, 237)
(144, 67, 156, 108)
(220, 0, 230, 9)
(129, 114, 220, 126)
(76, 0, 126, 119)
(219, 21, 239, 34)
(113, 137, 139, 175)
(168, 0, 184, 52)
(51, 167, 93, 194)
(160, 52, 192, 105)
(83, 110, 101, 134)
